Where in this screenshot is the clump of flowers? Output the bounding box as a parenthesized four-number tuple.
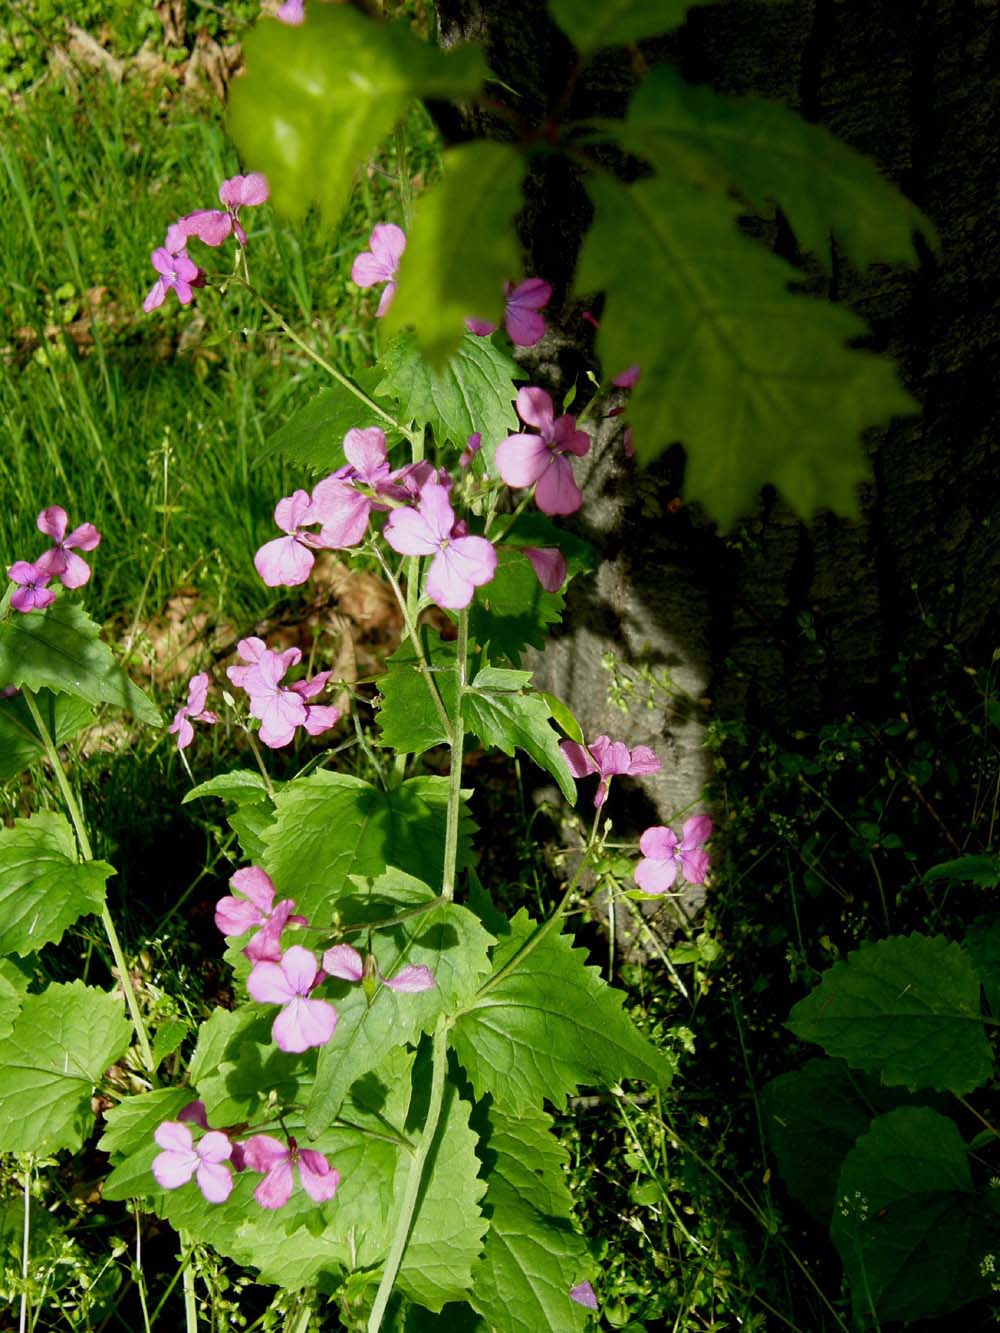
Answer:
(7, 505, 101, 613)
(496, 387, 591, 515)
(215, 866, 308, 963)
(227, 638, 339, 749)
(561, 734, 662, 807)
(169, 672, 218, 751)
(383, 480, 497, 610)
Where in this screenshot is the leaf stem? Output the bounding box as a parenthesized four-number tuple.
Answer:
(366, 1017, 449, 1333)
(22, 688, 156, 1075)
(18, 1156, 30, 1333)
(441, 610, 468, 902)
(371, 546, 453, 742)
(181, 1230, 198, 1333)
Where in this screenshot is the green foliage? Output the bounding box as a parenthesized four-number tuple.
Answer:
(255, 369, 401, 473)
(375, 332, 521, 459)
(453, 909, 671, 1112)
(619, 65, 933, 270)
(0, 981, 131, 1153)
(548, 0, 704, 49)
(377, 632, 457, 755)
(0, 688, 93, 780)
(830, 1107, 996, 1324)
(0, 811, 113, 955)
(964, 913, 1000, 1016)
(469, 547, 565, 665)
(470, 1101, 592, 1332)
(0, 960, 28, 1042)
(787, 933, 993, 1093)
(925, 853, 1000, 887)
(229, 7, 486, 225)
(0, 600, 160, 723)
(385, 144, 525, 364)
(182, 770, 273, 807)
(97, 1087, 193, 1157)
(577, 175, 918, 526)
(463, 667, 577, 803)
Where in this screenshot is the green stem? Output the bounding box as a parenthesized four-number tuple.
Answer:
(483, 490, 532, 543)
(181, 1231, 197, 1333)
(22, 690, 156, 1075)
(366, 1017, 449, 1333)
(441, 611, 468, 901)
(372, 547, 452, 742)
(18, 1156, 30, 1333)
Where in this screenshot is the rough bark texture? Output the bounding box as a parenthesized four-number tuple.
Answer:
(434, 0, 1000, 842)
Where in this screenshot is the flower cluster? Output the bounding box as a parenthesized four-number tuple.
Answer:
(143, 172, 269, 312)
(227, 638, 339, 749)
(7, 506, 101, 613)
(561, 733, 662, 807)
(496, 387, 591, 516)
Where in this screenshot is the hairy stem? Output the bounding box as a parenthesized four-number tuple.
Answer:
(366, 1017, 449, 1333)
(441, 611, 469, 901)
(22, 689, 156, 1075)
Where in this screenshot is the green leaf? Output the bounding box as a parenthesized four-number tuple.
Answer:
(463, 667, 576, 802)
(787, 933, 993, 1094)
(469, 548, 565, 665)
(619, 65, 933, 270)
(0, 599, 160, 724)
(228, 800, 275, 863)
(375, 332, 521, 462)
(0, 960, 28, 1042)
(0, 981, 131, 1153)
(538, 694, 584, 744)
(831, 1107, 996, 1324)
(0, 812, 113, 956)
(307, 877, 495, 1132)
(964, 914, 1000, 1017)
(761, 1058, 915, 1222)
(255, 369, 402, 472)
(260, 771, 475, 923)
(152, 1018, 188, 1069)
(0, 689, 93, 780)
(470, 1100, 592, 1332)
(376, 631, 456, 755)
(453, 909, 671, 1111)
(98, 1086, 193, 1158)
(576, 175, 919, 527)
(384, 143, 525, 365)
(229, 7, 486, 225)
(182, 770, 273, 806)
(548, 0, 705, 49)
(925, 854, 1000, 888)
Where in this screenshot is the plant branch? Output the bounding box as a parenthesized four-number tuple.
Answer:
(441, 610, 468, 901)
(372, 546, 453, 742)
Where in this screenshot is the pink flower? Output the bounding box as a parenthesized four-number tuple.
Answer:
(254, 490, 320, 587)
(560, 734, 662, 808)
(496, 387, 591, 516)
(247, 945, 338, 1053)
(214, 865, 307, 963)
(143, 247, 202, 312)
(152, 1121, 234, 1203)
(218, 172, 270, 244)
(351, 223, 406, 317)
(168, 209, 233, 250)
(241, 1134, 339, 1209)
(383, 481, 496, 610)
(322, 942, 435, 994)
(635, 816, 713, 894)
(8, 561, 56, 614)
(168, 672, 218, 750)
(459, 432, 482, 470)
(226, 640, 339, 749)
(466, 278, 552, 347)
(34, 506, 101, 589)
(570, 1281, 599, 1311)
(275, 0, 306, 24)
(522, 547, 567, 593)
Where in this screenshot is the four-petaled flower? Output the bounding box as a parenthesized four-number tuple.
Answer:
(152, 1121, 234, 1203)
(351, 223, 406, 316)
(635, 816, 713, 894)
(466, 278, 552, 347)
(168, 672, 218, 750)
(322, 942, 435, 994)
(35, 506, 101, 589)
(254, 489, 321, 587)
(227, 638, 339, 749)
(8, 561, 55, 614)
(496, 387, 591, 515)
(215, 865, 307, 963)
(242, 1134, 340, 1209)
(384, 481, 496, 610)
(218, 173, 270, 245)
(560, 735, 662, 808)
(247, 944, 338, 1052)
(143, 247, 202, 312)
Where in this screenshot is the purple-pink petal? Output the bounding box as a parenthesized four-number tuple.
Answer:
(256, 1157, 295, 1209)
(301, 703, 340, 737)
(178, 1101, 209, 1128)
(245, 899, 301, 963)
(178, 209, 233, 248)
(639, 825, 679, 860)
(634, 856, 679, 894)
(384, 964, 435, 993)
(247, 960, 297, 1007)
(36, 506, 68, 542)
(383, 505, 438, 558)
(505, 304, 547, 347)
(560, 740, 598, 778)
(230, 866, 277, 913)
(534, 455, 583, 516)
(627, 745, 662, 776)
(495, 433, 551, 489)
(343, 427, 389, 480)
(323, 944, 364, 982)
(681, 815, 713, 847)
(215, 895, 263, 936)
(570, 1280, 599, 1310)
(255, 534, 315, 587)
(197, 1130, 233, 1166)
(515, 386, 555, 435)
(219, 173, 270, 208)
(169, 709, 195, 750)
(298, 1151, 340, 1202)
(195, 1158, 233, 1203)
(613, 364, 641, 388)
(680, 848, 711, 884)
(273, 995, 337, 1052)
(465, 316, 498, 337)
(242, 1133, 287, 1172)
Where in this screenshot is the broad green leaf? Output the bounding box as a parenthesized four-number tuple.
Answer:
(537, 693, 584, 744)
(761, 1058, 914, 1222)
(152, 1018, 188, 1069)
(182, 770, 272, 806)
(469, 547, 565, 665)
(375, 332, 521, 461)
(548, 0, 705, 49)
(376, 631, 456, 755)
(0, 599, 160, 724)
(464, 667, 576, 802)
(965, 914, 1000, 1016)
(831, 1108, 996, 1324)
(619, 65, 932, 270)
(229, 7, 486, 224)
(385, 143, 524, 364)
(97, 1086, 193, 1157)
(0, 959, 28, 1042)
(0, 812, 113, 956)
(0, 981, 131, 1153)
(260, 771, 475, 923)
(470, 1100, 592, 1332)
(925, 854, 1000, 888)
(577, 175, 918, 527)
(0, 688, 93, 780)
(307, 875, 495, 1132)
(453, 909, 671, 1111)
(228, 800, 275, 863)
(787, 933, 992, 1094)
(254, 369, 402, 473)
